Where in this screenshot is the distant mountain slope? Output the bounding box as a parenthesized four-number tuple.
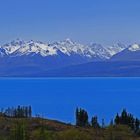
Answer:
(36, 61, 140, 77)
(0, 39, 129, 76)
(89, 43, 127, 59)
(111, 44, 140, 61)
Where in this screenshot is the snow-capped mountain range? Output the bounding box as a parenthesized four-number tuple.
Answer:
(0, 38, 127, 60)
(0, 38, 140, 76)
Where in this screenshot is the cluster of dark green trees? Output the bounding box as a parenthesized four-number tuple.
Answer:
(76, 108, 100, 128)
(76, 108, 140, 132)
(115, 109, 140, 132)
(0, 106, 32, 118)
(76, 108, 89, 127)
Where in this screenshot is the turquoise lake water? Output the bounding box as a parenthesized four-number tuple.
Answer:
(0, 78, 140, 124)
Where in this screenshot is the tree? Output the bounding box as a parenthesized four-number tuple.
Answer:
(91, 116, 100, 128)
(75, 108, 89, 127)
(135, 118, 140, 132)
(76, 108, 79, 126)
(2, 106, 32, 118)
(29, 106, 32, 118)
(115, 113, 120, 125)
(114, 109, 139, 132)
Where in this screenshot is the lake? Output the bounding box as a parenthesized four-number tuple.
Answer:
(0, 78, 140, 124)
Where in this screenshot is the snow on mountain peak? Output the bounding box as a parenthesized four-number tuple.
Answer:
(49, 39, 95, 57)
(6, 38, 26, 46)
(89, 43, 127, 59)
(2, 39, 25, 54)
(14, 40, 58, 57)
(106, 43, 127, 56)
(1, 39, 57, 57)
(64, 38, 74, 44)
(128, 44, 140, 52)
(89, 43, 110, 59)
(0, 39, 129, 60)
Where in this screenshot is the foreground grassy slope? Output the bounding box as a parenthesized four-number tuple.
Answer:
(0, 116, 140, 140)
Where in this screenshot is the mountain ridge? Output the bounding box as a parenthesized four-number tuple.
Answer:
(0, 38, 127, 59)
(0, 39, 140, 77)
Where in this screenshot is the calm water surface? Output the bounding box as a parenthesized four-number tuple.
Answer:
(0, 78, 140, 124)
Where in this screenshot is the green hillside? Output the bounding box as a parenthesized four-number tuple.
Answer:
(0, 106, 140, 140)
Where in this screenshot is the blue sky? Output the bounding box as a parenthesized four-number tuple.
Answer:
(0, 0, 140, 45)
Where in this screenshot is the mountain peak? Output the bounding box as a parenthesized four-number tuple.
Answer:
(4, 38, 25, 47)
(128, 43, 140, 52)
(61, 38, 76, 45)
